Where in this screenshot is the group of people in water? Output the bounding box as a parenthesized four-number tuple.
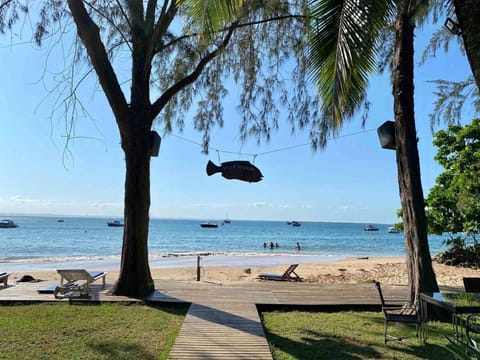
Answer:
(263, 241, 301, 251)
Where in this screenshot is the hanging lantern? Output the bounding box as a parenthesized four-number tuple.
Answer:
(149, 131, 161, 157)
(377, 121, 396, 150)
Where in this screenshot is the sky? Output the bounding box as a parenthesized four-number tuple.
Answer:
(0, 16, 476, 224)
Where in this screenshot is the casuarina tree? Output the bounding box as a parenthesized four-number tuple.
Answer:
(0, 0, 320, 297)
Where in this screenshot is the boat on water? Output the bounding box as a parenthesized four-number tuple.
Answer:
(387, 226, 401, 233)
(57, 219, 64, 223)
(0, 219, 18, 228)
(291, 221, 301, 227)
(364, 224, 379, 231)
(200, 222, 218, 228)
(107, 220, 124, 227)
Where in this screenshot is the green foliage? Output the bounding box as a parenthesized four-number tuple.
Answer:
(262, 310, 452, 360)
(2, 1, 321, 152)
(428, 78, 480, 131)
(426, 119, 480, 249)
(306, 0, 395, 139)
(0, 303, 187, 360)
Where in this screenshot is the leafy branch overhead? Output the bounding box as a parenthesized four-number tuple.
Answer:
(2, 1, 321, 152)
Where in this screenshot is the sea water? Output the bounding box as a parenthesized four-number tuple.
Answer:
(0, 216, 447, 271)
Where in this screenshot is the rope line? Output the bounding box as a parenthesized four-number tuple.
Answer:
(167, 128, 377, 159)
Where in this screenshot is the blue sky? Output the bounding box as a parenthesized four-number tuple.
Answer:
(0, 19, 475, 224)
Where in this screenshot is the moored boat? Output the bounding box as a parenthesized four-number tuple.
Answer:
(107, 220, 124, 227)
(200, 222, 218, 228)
(364, 224, 379, 231)
(0, 219, 18, 228)
(387, 226, 401, 233)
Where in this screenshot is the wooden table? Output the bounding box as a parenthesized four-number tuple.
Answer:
(421, 292, 480, 341)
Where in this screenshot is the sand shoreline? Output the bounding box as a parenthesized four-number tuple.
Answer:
(5, 256, 480, 287)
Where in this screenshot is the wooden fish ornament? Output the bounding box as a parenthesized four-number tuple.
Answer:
(206, 160, 263, 183)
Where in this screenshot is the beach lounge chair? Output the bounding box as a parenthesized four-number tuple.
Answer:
(53, 270, 107, 299)
(375, 281, 425, 344)
(0, 272, 9, 287)
(258, 264, 302, 282)
(464, 277, 480, 292)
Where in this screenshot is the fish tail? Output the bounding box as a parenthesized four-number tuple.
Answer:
(206, 160, 221, 176)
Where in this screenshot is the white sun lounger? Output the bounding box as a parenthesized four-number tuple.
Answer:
(54, 270, 107, 299)
(0, 272, 9, 287)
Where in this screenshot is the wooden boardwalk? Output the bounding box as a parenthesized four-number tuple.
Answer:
(148, 280, 411, 359)
(1, 279, 453, 359)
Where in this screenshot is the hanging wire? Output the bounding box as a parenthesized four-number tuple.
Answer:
(167, 128, 377, 160)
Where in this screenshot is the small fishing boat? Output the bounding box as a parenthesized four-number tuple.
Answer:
(107, 220, 124, 227)
(291, 221, 301, 227)
(223, 214, 231, 224)
(0, 219, 18, 228)
(57, 219, 64, 223)
(387, 226, 401, 233)
(200, 222, 218, 228)
(364, 224, 379, 231)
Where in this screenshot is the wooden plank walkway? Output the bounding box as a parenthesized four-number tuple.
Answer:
(169, 303, 272, 359)
(0, 279, 460, 359)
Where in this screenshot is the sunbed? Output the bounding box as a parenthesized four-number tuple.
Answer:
(258, 264, 302, 282)
(51, 269, 107, 298)
(0, 272, 9, 287)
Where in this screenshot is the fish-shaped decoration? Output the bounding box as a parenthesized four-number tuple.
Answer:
(206, 160, 263, 183)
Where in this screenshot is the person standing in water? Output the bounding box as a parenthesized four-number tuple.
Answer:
(296, 242, 301, 251)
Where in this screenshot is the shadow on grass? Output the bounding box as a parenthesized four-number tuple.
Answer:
(87, 340, 157, 360)
(262, 311, 452, 360)
(266, 328, 450, 359)
(265, 329, 382, 359)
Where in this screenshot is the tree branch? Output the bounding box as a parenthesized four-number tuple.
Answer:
(67, 0, 129, 126)
(0, 0, 14, 11)
(150, 24, 236, 120)
(157, 13, 305, 54)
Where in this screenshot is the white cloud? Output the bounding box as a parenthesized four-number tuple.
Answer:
(337, 204, 354, 210)
(252, 202, 269, 207)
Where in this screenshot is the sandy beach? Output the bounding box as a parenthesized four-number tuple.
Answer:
(6, 257, 480, 287)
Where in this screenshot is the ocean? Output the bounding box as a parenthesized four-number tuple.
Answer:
(0, 216, 447, 272)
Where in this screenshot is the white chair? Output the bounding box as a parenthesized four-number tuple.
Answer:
(54, 270, 107, 299)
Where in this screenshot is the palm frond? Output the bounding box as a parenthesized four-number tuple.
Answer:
(307, 0, 394, 130)
(182, 0, 244, 37)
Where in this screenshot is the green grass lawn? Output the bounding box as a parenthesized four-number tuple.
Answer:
(262, 310, 454, 359)
(0, 303, 188, 360)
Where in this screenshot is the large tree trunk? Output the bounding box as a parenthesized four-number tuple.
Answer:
(393, 2, 439, 304)
(452, 0, 480, 91)
(110, 122, 154, 297)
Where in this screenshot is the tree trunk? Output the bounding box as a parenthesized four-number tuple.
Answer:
(393, 2, 439, 304)
(110, 121, 154, 297)
(453, 0, 480, 91)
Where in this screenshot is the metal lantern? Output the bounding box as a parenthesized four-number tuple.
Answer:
(377, 121, 396, 150)
(149, 131, 161, 157)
